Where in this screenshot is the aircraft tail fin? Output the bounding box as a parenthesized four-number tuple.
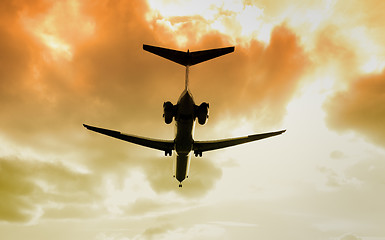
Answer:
(143, 44, 234, 66)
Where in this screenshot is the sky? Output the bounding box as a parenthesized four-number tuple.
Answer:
(1, 0, 385, 239)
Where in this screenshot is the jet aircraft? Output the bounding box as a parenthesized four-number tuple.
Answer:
(84, 44, 286, 187)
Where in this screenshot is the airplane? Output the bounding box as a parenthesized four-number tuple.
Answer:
(83, 44, 286, 187)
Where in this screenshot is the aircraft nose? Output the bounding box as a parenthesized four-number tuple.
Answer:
(176, 175, 185, 183)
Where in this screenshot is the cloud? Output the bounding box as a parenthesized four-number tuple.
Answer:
(141, 223, 225, 240)
(137, 156, 222, 198)
(334, 0, 385, 31)
(347, 157, 385, 188)
(0, 159, 39, 222)
(0, 0, 308, 215)
(198, 24, 308, 125)
(318, 166, 345, 188)
(141, 224, 174, 240)
(125, 198, 167, 216)
(330, 150, 345, 160)
(43, 204, 105, 220)
(0, 0, 308, 145)
(324, 70, 385, 147)
(0, 157, 102, 222)
(313, 25, 358, 74)
(340, 233, 362, 240)
(0, 0, 159, 179)
(311, 153, 385, 227)
(0, 2, 44, 102)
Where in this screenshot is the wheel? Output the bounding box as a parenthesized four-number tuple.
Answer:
(179, 184, 182, 188)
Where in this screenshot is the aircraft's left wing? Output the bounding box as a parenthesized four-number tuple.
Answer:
(193, 130, 286, 155)
(83, 124, 174, 154)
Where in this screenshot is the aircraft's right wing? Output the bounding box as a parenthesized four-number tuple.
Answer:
(193, 130, 286, 155)
(83, 124, 174, 155)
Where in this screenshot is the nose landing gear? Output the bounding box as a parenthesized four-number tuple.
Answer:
(179, 183, 182, 188)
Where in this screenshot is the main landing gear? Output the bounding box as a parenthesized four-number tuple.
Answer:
(194, 150, 202, 157)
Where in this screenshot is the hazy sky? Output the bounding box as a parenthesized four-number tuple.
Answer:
(1, 0, 385, 239)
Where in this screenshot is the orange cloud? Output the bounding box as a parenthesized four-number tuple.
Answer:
(187, 24, 309, 127)
(1, 0, 308, 143)
(325, 70, 385, 147)
(0, 0, 309, 220)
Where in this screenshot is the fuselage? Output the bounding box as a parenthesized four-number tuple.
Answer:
(140, 45, 234, 186)
(174, 89, 196, 183)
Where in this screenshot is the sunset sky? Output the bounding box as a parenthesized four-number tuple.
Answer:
(1, 0, 385, 239)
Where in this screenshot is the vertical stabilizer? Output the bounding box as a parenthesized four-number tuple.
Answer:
(185, 65, 189, 90)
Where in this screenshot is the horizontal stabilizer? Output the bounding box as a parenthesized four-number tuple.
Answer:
(193, 130, 286, 153)
(143, 44, 234, 66)
(83, 124, 174, 152)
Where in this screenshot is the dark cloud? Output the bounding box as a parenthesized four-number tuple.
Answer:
(0, 159, 38, 222)
(0, 157, 102, 222)
(325, 70, 385, 147)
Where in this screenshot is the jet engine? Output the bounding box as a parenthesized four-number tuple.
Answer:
(163, 101, 175, 124)
(196, 102, 209, 125)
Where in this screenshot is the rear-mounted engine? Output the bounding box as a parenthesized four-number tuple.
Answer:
(163, 101, 176, 124)
(196, 102, 209, 125)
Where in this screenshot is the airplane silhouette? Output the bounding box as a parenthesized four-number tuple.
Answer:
(84, 44, 286, 187)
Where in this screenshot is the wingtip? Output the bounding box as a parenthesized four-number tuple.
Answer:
(83, 124, 90, 129)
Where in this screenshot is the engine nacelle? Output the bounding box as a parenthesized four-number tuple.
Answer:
(196, 102, 209, 125)
(163, 101, 175, 124)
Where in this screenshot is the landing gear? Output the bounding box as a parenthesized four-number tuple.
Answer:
(165, 150, 172, 156)
(194, 150, 202, 157)
(179, 183, 182, 188)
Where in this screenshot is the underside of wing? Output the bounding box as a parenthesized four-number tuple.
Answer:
(193, 130, 286, 155)
(83, 124, 174, 154)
